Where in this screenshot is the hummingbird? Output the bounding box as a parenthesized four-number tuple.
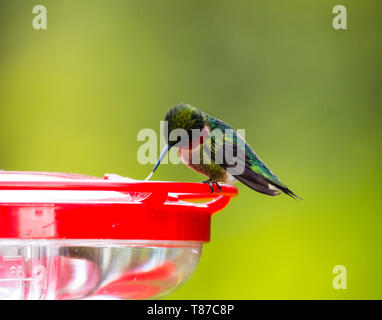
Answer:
(146, 103, 300, 199)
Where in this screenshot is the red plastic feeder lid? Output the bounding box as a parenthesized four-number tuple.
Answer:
(0, 171, 238, 242)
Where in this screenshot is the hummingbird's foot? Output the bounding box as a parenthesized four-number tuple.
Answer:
(212, 182, 222, 193)
(202, 180, 214, 193)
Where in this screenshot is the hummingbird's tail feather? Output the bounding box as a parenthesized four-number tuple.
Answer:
(267, 181, 302, 200)
(235, 175, 281, 196)
(233, 163, 302, 199)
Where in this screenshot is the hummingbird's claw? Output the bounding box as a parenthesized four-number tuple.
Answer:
(212, 182, 222, 193)
(202, 180, 214, 193)
(202, 180, 221, 193)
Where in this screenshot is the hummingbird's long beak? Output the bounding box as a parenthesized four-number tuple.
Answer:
(145, 144, 171, 181)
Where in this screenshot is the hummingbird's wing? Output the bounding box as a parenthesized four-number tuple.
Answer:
(204, 117, 300, 199)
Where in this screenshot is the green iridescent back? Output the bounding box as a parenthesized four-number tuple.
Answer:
(204, 114, 288, 189)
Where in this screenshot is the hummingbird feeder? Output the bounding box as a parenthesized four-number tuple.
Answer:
(0, 171, 237, 300)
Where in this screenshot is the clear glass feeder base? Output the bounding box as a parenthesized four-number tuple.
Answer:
(0, 240, 202, 300)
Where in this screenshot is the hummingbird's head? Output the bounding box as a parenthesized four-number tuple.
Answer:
(164, 103, 206, 147)
(145, 103, 206, 181)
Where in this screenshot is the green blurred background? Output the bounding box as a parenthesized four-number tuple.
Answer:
(0, 0, 381, 299)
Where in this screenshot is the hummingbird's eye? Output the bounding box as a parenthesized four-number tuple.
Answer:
(167, 132, 184, 146)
